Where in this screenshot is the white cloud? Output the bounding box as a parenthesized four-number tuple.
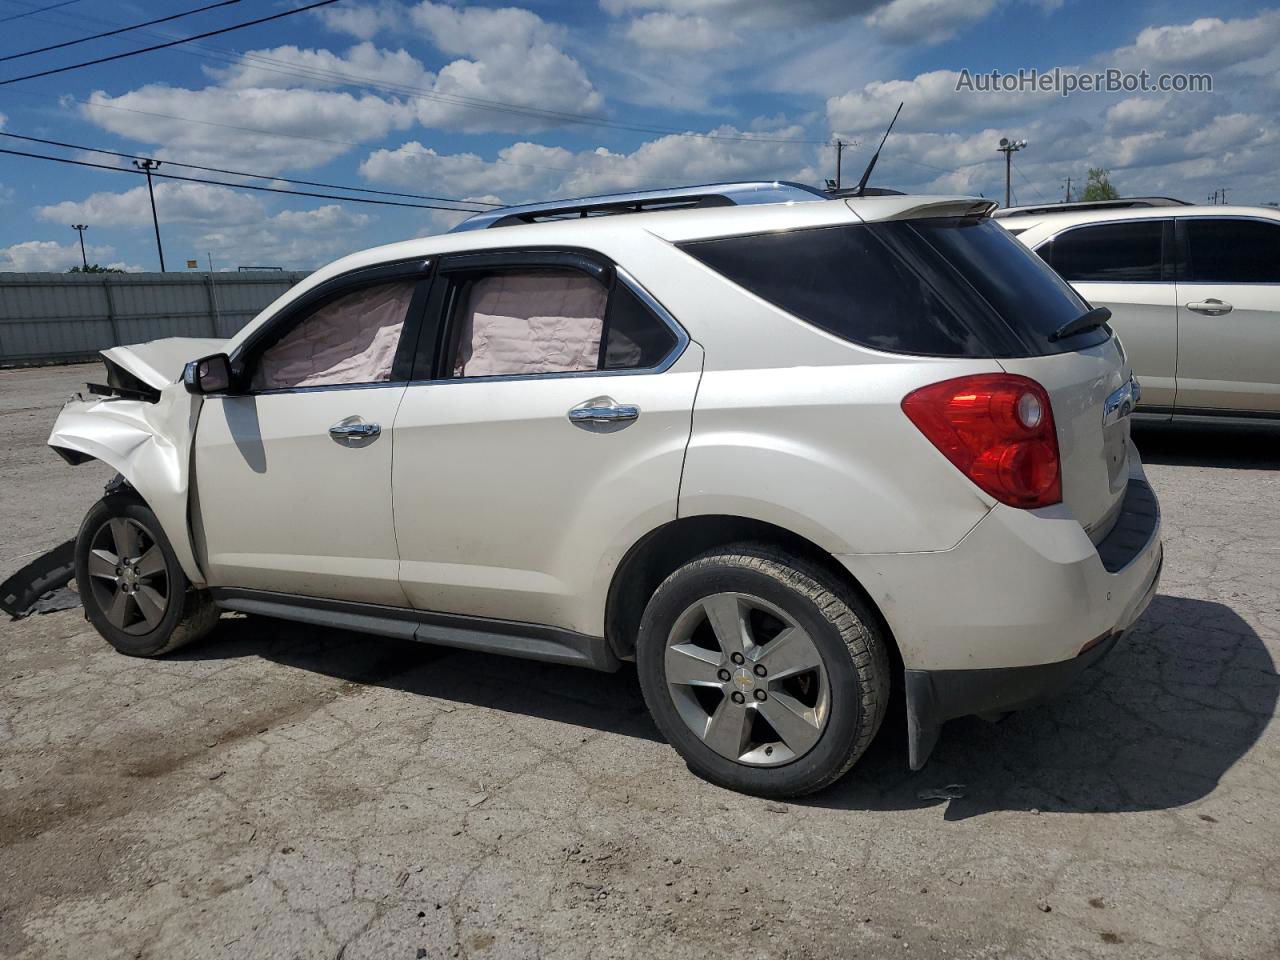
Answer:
(315, 1, 405, 40)
(827, 68, 1056, 135)
(1119, 11, 1280, 72)
(626, 12, 736, 51)
(37, 183, 266, 228)
(866, 0, 999, 44)
(406, 2, 604, 133)
(361, 124, 819, 205)
(209, 42, 435, 91)
(0, 240, 136, 273)
(81, 86, 414, 174)
(268, 205, 371, 233)
(600, 0, 880, 27)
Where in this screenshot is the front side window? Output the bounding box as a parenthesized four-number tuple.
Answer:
(252, 281, 416, 390)
(1045, 221, 1165, 282)
(1184, 218, 1280, 283)
(445, 267, 677, 378)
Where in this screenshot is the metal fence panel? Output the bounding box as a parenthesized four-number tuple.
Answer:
(0, 271, 310, 366)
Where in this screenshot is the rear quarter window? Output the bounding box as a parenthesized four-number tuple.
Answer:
(680, 218, 1100, 358)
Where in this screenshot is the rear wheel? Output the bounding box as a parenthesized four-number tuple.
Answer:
(75, 494, 218, 657)
(636, 545, 890, 797)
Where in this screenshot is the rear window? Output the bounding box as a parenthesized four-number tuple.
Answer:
(680, 218, 1099, 358)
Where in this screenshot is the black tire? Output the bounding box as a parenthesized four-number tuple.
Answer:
(74, 493, 219, 657)
(636, 544, 890, 798)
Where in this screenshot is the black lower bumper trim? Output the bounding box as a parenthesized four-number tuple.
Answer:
(904, 630, 1122, 770)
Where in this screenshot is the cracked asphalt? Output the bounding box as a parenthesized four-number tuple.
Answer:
(2, 362, 1278, 959)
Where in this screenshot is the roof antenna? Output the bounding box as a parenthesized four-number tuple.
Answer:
(852, 101, 903, 197)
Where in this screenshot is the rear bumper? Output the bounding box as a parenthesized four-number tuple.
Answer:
(836, 453, 1162, 769)
(902, 546, 1160, 768)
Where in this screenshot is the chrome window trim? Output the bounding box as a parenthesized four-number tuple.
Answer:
(406, 264, 690, 387)
(238, 380, 411, 398)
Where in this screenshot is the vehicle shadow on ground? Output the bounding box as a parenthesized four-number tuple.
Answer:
(1134, 424, 1280, 470)
(812, 594, 1276, 819)
(177, 593, 1274, 819)
(175, 614, 664, 743)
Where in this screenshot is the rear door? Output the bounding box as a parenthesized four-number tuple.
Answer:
(1037, 218, 1176, 416)
(1174, 216, 1280, 416)
(390, 251, 701, 636)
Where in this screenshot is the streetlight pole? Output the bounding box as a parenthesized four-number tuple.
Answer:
(133, 158, 165, 272)
(996, 137, 1027, 208)
(71, 223, 88, 269)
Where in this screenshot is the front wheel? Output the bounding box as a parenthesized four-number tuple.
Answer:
(636, 545, 890, 797)
(74, 493, 219, 657)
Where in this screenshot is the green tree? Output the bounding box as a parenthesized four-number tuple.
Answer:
(67, 264, 125, 273)
(1080, 167, 1120, 201)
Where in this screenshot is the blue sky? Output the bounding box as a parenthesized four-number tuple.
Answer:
(0, 0, 1276, 271)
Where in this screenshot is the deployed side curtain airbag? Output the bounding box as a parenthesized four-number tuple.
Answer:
(253, 281, 414, 390)
(454, 271, 607, 377)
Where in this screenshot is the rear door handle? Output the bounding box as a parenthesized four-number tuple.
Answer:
(329, 418, 381, 444)
(1186, 298, 1233, 316)
(568, 398, 639, 425)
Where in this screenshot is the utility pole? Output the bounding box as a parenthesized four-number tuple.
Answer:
(1063, 177, 1073, 203)
(1220, 187, 1229, 205)
(834, 139, 846, 190)
(996, 137, 1027, 207)
(71, 223, 88, 269)
(133, 158, 165, 272)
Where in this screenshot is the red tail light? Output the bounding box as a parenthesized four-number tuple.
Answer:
(902, 374, 1061, 509)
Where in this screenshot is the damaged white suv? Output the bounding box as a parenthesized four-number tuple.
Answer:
(49, 182, 1162, 797)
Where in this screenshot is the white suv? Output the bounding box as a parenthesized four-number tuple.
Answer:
(997, 200, 1280, 423)
(49, 182, 1162, 797)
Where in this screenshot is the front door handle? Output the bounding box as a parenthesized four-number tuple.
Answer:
(329, 418, 381, 444)
(1186, 298, 1233, 316)
(568, 398, 640, 425)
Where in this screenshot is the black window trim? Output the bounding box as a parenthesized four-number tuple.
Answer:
(408, 246, 689, 386)
(1174, 214, 1280, 286)
(227, 257, 435, 396)
(1033, 216, 1174, 284)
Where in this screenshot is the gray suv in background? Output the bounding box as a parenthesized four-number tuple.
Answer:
(998, 201, 1280, 424)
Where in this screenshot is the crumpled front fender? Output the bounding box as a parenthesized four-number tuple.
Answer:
(48, 385, 205, 585)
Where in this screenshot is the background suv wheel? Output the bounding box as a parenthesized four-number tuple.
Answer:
(636, 544, 890, 797)
(74, 493, 219, 657)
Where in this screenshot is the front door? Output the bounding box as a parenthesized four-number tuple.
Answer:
(1174, 217, 1280, 416)
(391, 255, 702, 636)
(194, 272, 428, 605)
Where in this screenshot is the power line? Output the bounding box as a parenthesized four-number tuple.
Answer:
(0, 0, 342, 86)
(1010, 158, 1048, 204)
(0, 131, 504, 206)
(1, 0, 242, 64)
(0, 146, 494, 212)
(6, 88, 688, 187)
(8, 2, 832, 146)
(0, 0, 82, 24)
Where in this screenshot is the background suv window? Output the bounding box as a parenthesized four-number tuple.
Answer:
(1044, 221, 1165, 282)
(1184, 218, 1280, 283)
(446, 268, 677, 378)
(252, 281, 416, 390)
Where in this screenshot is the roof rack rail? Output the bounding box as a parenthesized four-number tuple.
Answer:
(449, 181, 828, 232)
(992, 196, 1190, 218)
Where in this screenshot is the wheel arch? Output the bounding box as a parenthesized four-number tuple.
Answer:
(604, 514, 903, 676)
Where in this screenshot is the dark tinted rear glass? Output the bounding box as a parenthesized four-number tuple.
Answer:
(680, 218, 1098, 358)
(1185, 218, 1280, 283)
(603, 281, 678, 368)
(908, 217, 1102, 351)
(680, 224, 990, 357)
(1047, 220, 1164, 282)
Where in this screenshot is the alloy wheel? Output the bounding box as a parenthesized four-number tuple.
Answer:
(663, 592, 831, 767)
(85, 517, 170, 635)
